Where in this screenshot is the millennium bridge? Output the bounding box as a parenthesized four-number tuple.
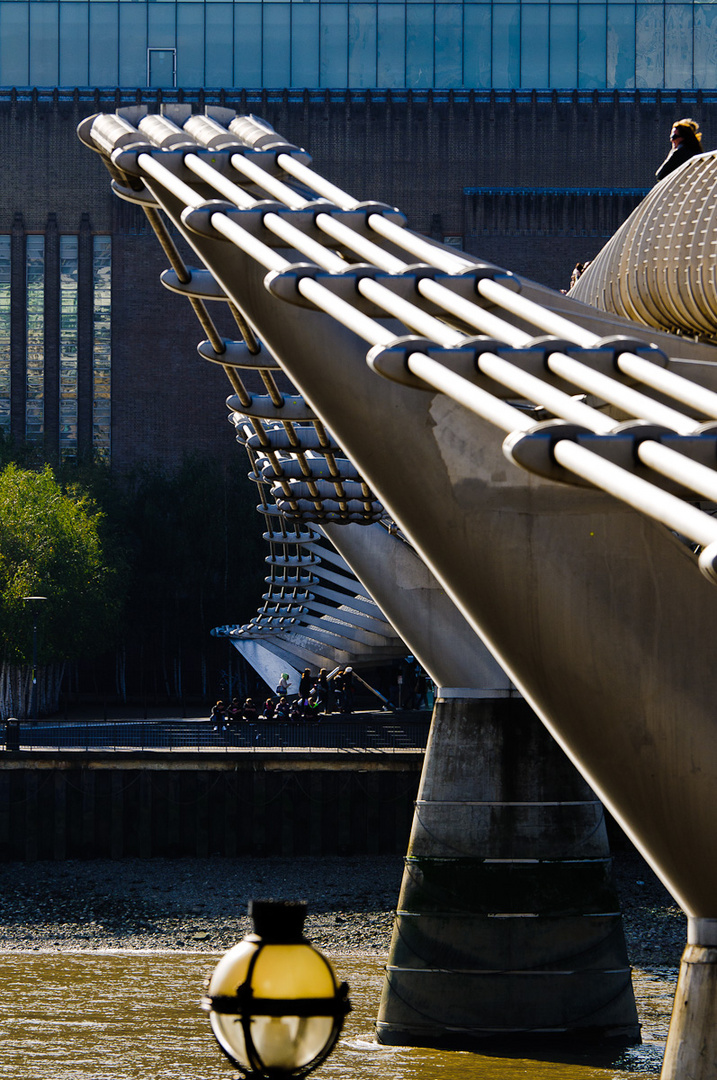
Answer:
(80, 106, 717, 1079)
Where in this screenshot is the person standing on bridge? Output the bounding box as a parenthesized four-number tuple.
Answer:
(655, 118, 703, 181)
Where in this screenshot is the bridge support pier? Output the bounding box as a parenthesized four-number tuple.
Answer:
(661, 921, 717, 1080)
(376, 695, 639, 1048)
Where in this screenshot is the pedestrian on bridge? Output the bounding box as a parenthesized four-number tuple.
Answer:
(656, 118, 703, 180)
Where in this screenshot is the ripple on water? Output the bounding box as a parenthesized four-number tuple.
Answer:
(0, 953, 677, 1080)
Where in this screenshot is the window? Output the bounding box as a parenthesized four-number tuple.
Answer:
(92, 237, 112, 462)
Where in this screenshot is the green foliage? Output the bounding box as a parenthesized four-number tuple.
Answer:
(0, 464, 124, 665)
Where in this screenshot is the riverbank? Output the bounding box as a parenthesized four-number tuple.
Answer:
(0, 844, 685, 966)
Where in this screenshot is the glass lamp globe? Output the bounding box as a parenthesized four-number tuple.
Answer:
(204, 900, 350, 1079)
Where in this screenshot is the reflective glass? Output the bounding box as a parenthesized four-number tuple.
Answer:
(550, 4, 577, 85)
(26, 235, 44, 445)
(694, 3, 717, 89)
(90, 2, 119, 86)
(176, 5, 203, 82)
(30, 2, 59, 84)
(149, 49, 175, 86)
(435, 4, 462, 85)
(0, 2, 29, 86)
(60, 3, 88, 86)
(59, 235, 78, 462)
(607, 3, 635, 85)
(521, 3, 548, 85)
(578, 3, 606, 86)
(0, 236, 10, 434)
(377, 3, 404, 85)
(262, 2, 290, 85)
(292, 4, 319, 85)
(92, 236, 111, 462)
(635, 3, 663, 87)
(148, 3, 176, 44)
(119, 4, 147, 85)
(406, 4, 433, 87)
(321, 4, 348, 86)
(463, 4, 491, 87)
(492, 4, 519, 85)
(234, 4, 261, 84)
(665, 4, 693, 86)
(205, 3, 234, 86)
(348, 3, 375, 87)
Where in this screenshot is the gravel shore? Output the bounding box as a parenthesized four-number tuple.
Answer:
(0, 845, 685, 968)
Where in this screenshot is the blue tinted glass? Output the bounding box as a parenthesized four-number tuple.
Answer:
(321, 4, 348, 86)
(1, 2, 29, 85)
(234, 4, 261, 83)
(520, 3, 548, 85)
(406, 4, 433, 87)
(292, 4, 318, 85)
(550, 4, 577, 85)
(262, 3, 290, 85)
(578, 4, 606, 86)
(90, 2, 118, 86)
(205, 3, 234, 86)
(177, 4, 203, 83)
(377, 3, 405, 85)
(665, 4, 692, 86)
(435, 4, 462, 85)
(635, 3, 663, 87)
(348, 3, 376, 87)
(464, 4, 491, 87)
(30, 2, 59, 85)
(119, 3, 147, 86)
(607, 3, 635, 86)
(148, 3, 175, 44)
(60, 3, 88, 85)
(492, 4, 519, 85)
(694, 4, 717, 89)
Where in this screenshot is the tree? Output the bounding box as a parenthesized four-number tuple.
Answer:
(0, 464, 123, 718)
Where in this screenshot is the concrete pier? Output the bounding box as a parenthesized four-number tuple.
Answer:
(661, 920, 717, 1080)
(376, 697, 639, 1047)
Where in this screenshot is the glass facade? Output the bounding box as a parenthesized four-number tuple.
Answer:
(92, 235, 112, 461)
(0, 0, 714, 90)
(0, 237, 9, 435)
(25, 234, 44, 445)
(59, 234, 78, 462)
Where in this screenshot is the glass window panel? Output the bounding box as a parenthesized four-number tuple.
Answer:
(59, 3, 88, 86)
(377, 3, 404, 86)
(234, 5, 261, 83)
(148, 48, 175, 86)
(348, 3, 376, 86)
(92, 236, 111, 463)
(636, 3, 663, 87)
(30, 2, 59, 85)
(665, 4, 693, 85)
(90, 2, 118, 86)
(520, 3, 548, 86)
(262, 3, 290, 84)
(26, 235, 44, 445)
(0, 236, 10, 435)
(406, 4, 433, 87)
(435, 4, 462, 85)
(492, 4, 519, 86)
(59, 235, 78, 462)
(549, 4, 577, 85)
(148, 4, 175, 44)
(578, 4, 606, 86)
(464, 4, 491, 87)
(321, 4, 348, 86)
(205, 3, 234, 86)
(176, 5, 203, 83)
(292, 4, 319, 85)
(0, 3, 29, 86)
(694, 4, 717, 89)
(119, 4, 147, 86)
(607, 3, 635, 86)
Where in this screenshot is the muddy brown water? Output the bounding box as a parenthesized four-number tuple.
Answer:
(0, 952, 676, 1079)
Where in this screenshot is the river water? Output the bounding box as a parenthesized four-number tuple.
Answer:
(0, 952, 676, 1080)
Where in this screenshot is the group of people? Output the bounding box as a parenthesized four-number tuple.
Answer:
(209, 665, 357, 729)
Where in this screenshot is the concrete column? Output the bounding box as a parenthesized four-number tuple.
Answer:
(376, 696, 639, 1048)
(661, 920, 717, 1080)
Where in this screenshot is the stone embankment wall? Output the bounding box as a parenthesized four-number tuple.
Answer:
(0, 752, 421, 860)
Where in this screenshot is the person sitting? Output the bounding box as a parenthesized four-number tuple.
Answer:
(226, 697, 241, 727)
(210, 700, 226, 731)
(242, 697, 258, 721)
(275, 697, 291, 720)
(261, 698, 275, 720)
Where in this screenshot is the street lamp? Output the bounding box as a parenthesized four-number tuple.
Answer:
(23, 596, 47, 721)
(203, 900, 350, 1079)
